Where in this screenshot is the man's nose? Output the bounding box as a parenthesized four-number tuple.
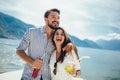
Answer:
(54, 18, 59, 22)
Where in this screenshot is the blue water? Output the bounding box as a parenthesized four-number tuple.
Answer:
(0, 38, 120, 80)
(0, 38, 24, 73)
(79, 47, 120, 80)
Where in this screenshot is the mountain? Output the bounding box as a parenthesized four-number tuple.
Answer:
(0, 12, 35, 39)
(0, 12, 119, 51)
(0, 12, 99, 48)
(69, 35, 101, 49)
(96, 39, 120, 51)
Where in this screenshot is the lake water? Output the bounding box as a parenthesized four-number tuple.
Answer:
(78, 47, 120, 80)
(0, 38, 120, 80)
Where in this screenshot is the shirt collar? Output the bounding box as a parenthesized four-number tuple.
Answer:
(41, 26, 46, 34)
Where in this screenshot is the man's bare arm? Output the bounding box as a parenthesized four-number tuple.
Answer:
(16, 50, 42, 69)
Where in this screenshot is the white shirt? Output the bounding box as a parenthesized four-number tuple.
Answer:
(50, 50, 80, 80)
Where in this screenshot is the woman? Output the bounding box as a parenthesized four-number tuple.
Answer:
(50, 27, 81, 80)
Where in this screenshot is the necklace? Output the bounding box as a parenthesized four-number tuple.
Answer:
(56, 51, 60, 61)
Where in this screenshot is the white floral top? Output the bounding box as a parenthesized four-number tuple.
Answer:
(50, 50, 80, 80)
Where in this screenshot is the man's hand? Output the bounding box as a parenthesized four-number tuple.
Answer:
(63, 43, 73, 53)
(31, 58, 43, 69)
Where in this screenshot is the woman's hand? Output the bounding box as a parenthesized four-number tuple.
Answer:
(69, 70, 81, 78)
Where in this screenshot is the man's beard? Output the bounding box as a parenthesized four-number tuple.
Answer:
(48, 21, 59, 30)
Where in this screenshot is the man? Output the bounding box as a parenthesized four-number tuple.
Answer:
(16, 8, 72, 80)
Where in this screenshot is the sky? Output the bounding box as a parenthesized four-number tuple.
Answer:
(0, 0, 120, 41)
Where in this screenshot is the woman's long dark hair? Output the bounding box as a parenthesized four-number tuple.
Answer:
(51, 27, 79, 75)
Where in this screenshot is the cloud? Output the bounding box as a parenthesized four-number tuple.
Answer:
(0, 0, 120, 41)
(0, 0, 20, 12)
(94, 33, 120, 41)
(0, 0, 19, 6)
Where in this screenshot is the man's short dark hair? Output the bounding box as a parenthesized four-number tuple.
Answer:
(44, 8, 60, 18)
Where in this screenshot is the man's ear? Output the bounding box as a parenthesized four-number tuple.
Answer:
(44, 18, 48, 24)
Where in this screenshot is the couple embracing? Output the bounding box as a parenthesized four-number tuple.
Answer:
(16, 8, 81, 80)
